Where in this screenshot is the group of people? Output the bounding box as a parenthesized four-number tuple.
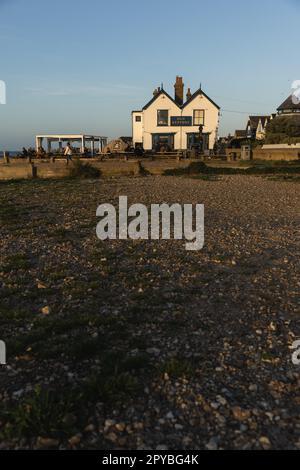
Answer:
(21, 147, 36, 157)
(20, 143, 74, 160)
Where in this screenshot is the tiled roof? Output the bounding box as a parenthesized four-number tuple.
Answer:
(247, 116, 271, 130)
(277, 95, 300, 111)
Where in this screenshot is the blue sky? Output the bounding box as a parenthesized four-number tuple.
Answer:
(0, 0, 299, 149)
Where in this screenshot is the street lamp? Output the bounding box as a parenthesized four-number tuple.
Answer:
(198, 125, 204, 155)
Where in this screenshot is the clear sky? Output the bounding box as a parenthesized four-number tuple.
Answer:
(0, 0, 299, 149)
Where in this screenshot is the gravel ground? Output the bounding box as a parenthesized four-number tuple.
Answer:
(0, 174, 299, 450)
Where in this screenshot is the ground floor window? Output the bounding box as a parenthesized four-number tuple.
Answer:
(187, 133, 210, 151)
(152, 134, 175, 152)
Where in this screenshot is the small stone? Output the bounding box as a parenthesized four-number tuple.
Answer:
(206, 437, 219, 450)
(41, 306, 51, 315)
(115, 422, 126, 432)
(36, 437, 59, 449)
(37, 281, 47, 289)
(133, 422, 144, 431)
(156, 445, 168, 450)
(146, 348, 160, 356)
(126, 425, 133, 434)
(216, 395, 227, 406)
(211, 402, 220, 410)
(166, 411, 174, 420)
(232, 407, 251, 421)
(182, 436, 192, 446)
(259, 436, 271, 449)
(84, 424, 95, 433)
(106, 432, 118, 443)
(68, 435, 81, 447)
(104, 419, 116, 430)
(175, 424, 184, 430)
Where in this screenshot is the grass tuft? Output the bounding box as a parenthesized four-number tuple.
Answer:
(0, 386, 80, 440)
(159, 357, 195, 378)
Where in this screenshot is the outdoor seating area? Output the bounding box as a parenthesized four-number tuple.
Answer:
(35, 134, 108, 157)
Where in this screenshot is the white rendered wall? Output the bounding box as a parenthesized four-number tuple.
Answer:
(142, 94, 180, 150)
(132, 112, 143, 146)
(140, 93, 219, 150)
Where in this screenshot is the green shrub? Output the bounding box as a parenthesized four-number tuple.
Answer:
(265, 116, 300, 144)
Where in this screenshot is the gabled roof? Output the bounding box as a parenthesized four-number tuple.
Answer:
(142, 87, 220, 111)
(182, 87, 220, 110)
(247, 116, 271, 130)
(277, 95, 300, 111)
(143, 89, 178, 110)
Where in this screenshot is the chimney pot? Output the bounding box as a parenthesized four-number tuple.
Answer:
(186, 87, 192, 101)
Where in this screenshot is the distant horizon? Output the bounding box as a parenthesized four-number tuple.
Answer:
(0, 0, 299, 149)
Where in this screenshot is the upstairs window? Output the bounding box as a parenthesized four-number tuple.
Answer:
(193, 109, 205, 126)
(135, 116, 142, 122)
(157, 110, 169, 126)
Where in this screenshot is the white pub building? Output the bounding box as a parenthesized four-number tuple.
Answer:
(132, 76, 220, 152)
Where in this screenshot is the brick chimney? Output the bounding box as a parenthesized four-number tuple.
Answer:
(174, 76, 184, 106)
(186, 87, 192, 101)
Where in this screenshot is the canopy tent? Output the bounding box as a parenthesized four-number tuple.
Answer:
(35, 134, 108, 156)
